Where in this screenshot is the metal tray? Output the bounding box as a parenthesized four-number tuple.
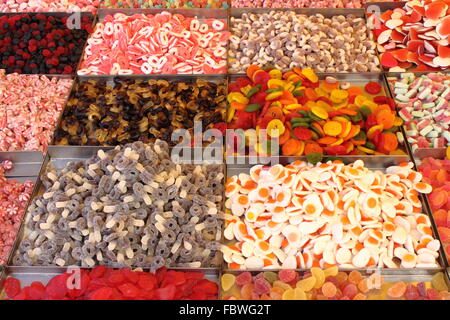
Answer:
(0, 152, 44, 177)
(8, 146, 226, 270)
(1, 175, 39, 267)
(366, 2, 450, 74)
(219, 269, 450, 299)
(77, 8, 228, 76)
(224, 155, 447, 273)
(50, 75, 228, 147)
(226, 72, 411, 163)
(413, 148, 450, 269)
(384, 73, 450, 159)
(0, 13, 95, 76)
(0, 266, 219, 300)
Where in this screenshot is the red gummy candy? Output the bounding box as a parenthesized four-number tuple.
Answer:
(118, 283, 140, 298)
(137, 274, 157, 291)
(154, 284, 176, 300)
(67, 271, 90, 298)
(278, 269, 296, 283)
(254, 278, 271, 295)
(45, 274, 69, 299)
(89, 287, 114, 300)
(90, 265, 107, 279)
(4, 277, 21, 298)
(364, 81, 382, 95)
(236, 272, 252, 286)
(193, 279, 218, 295)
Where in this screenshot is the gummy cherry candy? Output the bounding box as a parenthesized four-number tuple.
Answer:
(236, 272, 252, 286)
(4, 277, 21, 298)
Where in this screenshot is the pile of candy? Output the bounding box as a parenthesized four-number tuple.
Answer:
(3, 266, 218, 300)
(223, 160, 439, 269)
(370, 0, 450, 71)
(0, 14, 92, 74)
(418, 156, 450, 264)
(102, 0, 229, 8)
(13, 141, 224, 269)
(0, 161, 34, 265)
(392, 73, 450, 153)
(0, 0, 99, 13)
(53, 78, 226, 146)
(229, 12, 380, 73)
(227, 66, 405, 157)
(231, 0, 366, 8)
(221, 268, 450, 300)
(78, 12, 229, 75)
(0, 71, 73, 152)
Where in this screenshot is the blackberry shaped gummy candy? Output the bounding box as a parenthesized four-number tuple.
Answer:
(0, 13, 92, 74)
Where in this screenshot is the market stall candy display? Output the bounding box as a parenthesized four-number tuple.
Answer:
(2, 266, 218, 300)
(369, 0, 450, 72)
(228, 11, 380, 73)
(418, 156, 450, 264)
(77, 12, 229, 75)
(222, 160, 440, 270)
(0, 161, 34, 266)
(0, 14, 92, 75)
(220, 269, 450, 300)
(102, 0, 229, 8)
(53, 78, 226, 146)
(12, 141, 224, 269)
(0, 0, 99, 13)
(227, 66, 405, 157)
(0, 71, 73, 152)
(391, 73, 450, 153)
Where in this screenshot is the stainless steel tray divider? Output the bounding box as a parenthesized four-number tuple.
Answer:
(0, 152, 44, 177)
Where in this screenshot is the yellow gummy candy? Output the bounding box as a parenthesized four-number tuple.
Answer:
(314, 87, 328, 97)
(296, 277, 316, 292)
(240, 85, 252, 96)
(269, 69, 282, 79)
(432, 272, 448, 291)
(273, 280, 292, 290)
(331, 89, 348, 101)
(311, 268, 325, 289)
(282, 289, 296, 300)
(221, 274, 236, 292)
(311, 106, 328, 120)
(267, 79, 285, 89)
(266, 119, 285, 138)
(266, 91, 283, 100)
(294, 288, 307, 300)
(301, 68, 318, 83)
(323, 266, 338, 277)
(354, 95, 368, 107)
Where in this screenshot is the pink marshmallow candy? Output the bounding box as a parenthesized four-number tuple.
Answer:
(0, 70, 73, 152)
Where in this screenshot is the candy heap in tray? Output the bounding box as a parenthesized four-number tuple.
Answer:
(0, 1, 450, 301)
